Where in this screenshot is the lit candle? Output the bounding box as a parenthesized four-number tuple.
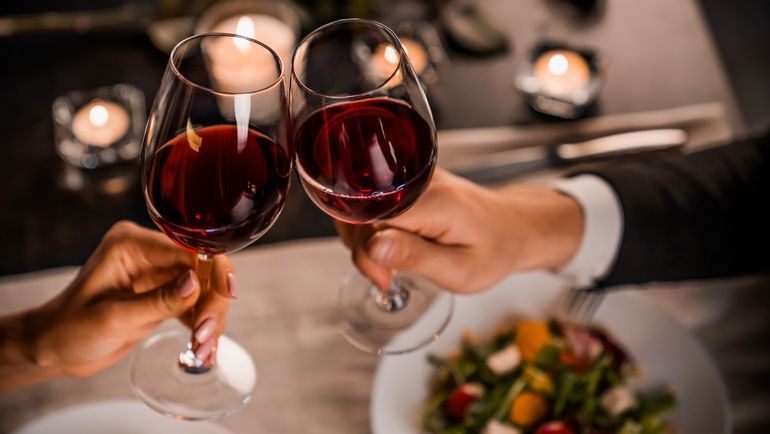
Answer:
(371, 37, 429, 83)
(208, 14, 295, 93)
(401, 38, 429, 75)
(533, 49, 590, 97)
(202, 14, 295, 123)
(71, 99, 130, 147)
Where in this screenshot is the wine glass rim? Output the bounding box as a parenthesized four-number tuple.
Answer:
(291, 18, 405, 100)
(169, 32, 285, 97)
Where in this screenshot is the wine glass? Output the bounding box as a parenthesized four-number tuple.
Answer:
(289, 19, 453, 355)
(133, 33, 291, 420)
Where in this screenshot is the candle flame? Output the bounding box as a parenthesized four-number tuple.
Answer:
(384, 45, 399, 65)
(89, 104, 109, 127)
(548, 54, 569, 76)
(233, 16, 255, 53)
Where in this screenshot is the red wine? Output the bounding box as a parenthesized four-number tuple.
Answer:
(147, 124, 290, 255)
(295, 97, 436, 223)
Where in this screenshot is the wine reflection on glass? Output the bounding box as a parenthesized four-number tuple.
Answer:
(132, 33, 291, 420)
(290, 19, 453, 356)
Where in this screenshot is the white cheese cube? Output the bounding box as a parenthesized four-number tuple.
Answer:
(482, 420, 522, 434)
(486, 344, 522, 376)
(600, 386, 638, 416)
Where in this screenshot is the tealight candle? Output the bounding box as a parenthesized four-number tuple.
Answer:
(208, 14, 295, 93)
(371, 37, 429, 82)
(401, 37, 429, 75)
(71, 99, 130, 147)
(533, 49, 590, 97)
(200, 13, 295, 123)
(53, 84, 145, 170)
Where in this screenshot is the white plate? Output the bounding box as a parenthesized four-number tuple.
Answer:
(12, 400, 234, 434)
(371, 272, 730, 434)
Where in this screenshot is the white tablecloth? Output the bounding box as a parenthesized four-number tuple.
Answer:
(1, 238, 768, 433)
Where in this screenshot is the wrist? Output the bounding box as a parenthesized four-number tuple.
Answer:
(497, 185, 584, 273)
(0, 312, 36, 366)
(0, 309, 62, 391)
(540, 189, 585, 270)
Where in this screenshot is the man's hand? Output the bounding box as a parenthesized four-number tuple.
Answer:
(337, 169, 584, 293)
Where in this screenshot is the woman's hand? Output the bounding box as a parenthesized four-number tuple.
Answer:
(0, 221, 234, 391)
(337, 169, 584, 294)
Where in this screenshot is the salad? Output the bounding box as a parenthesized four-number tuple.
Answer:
(421, 318, 676, 434)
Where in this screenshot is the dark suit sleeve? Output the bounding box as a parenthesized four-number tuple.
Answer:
(590, 131, 770, 286)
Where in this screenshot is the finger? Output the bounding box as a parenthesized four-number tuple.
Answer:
(101, 222, 195, 286)
(380, 171, 463, 240)
(352, 243, 393, 291)
(365, 228, 473, 292)
(346, 225, 392, 290)
(430, 166, 451, 182)
(185, 287, 229, 364)
(129, 267, 190, 294)
(210, 255, 237, 299)
(335, 220, 356, 249)
(114, 269, 200, 325)
(112, 221, 194, 268)
(189, 288, 229, 347)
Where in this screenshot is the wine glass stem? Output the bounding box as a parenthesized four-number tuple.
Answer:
(374, 281, 410, 312)
(178, 253, 214, 373)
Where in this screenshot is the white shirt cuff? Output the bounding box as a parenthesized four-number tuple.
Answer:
(550, 174, 624, 288)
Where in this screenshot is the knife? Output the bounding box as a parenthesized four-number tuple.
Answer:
(454, 128, 688, 183)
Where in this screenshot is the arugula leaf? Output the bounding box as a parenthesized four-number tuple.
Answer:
(553, 371, 576, 417)
(534, 343, 562, 370)
(634, 391, 677, 419)
(421, 390, 450, 432)
(493, 377, 527, 421)
(581, 355, 612, 424)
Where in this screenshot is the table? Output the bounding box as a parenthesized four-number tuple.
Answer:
(0, 239, 372, 434)
(0, 0, 746, 276)
(1, 238, 768, 433)
(431, 0, 745, 131)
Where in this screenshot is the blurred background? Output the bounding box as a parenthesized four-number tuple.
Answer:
(0, 0, 767, 275)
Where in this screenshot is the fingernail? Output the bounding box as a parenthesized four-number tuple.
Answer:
(177, 270, 197, 298)
(194, 317, 217, 344)
(370, 236, 394, 265)
(227, 272, 238, 299)
(195, 336, 216, 360)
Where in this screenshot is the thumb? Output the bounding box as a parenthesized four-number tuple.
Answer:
(118, 269, 200, 325)
(365, 229, 471, 292)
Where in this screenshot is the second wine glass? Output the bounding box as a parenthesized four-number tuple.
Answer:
(290, 18, 453, 355)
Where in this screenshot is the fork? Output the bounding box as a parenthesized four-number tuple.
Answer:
(556, 285, 606, 326)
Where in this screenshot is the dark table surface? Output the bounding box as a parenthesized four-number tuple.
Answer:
(0, 0, 745, 276)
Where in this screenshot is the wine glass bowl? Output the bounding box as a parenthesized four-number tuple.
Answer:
(145, 122, 291, 255)
(143, 34, 291, 255)
(289, 19, 451, 355)
(134, 33, 290, 420)
(293, 97, 436, 224)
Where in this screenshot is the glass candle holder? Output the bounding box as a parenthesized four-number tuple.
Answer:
(371, 15, 448, 88)
(52, 84, 145, 169)
(394, 20, 447, 86)
(515, 41, 607, 119)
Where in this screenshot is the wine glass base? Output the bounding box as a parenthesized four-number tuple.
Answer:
(338, 271, 454, 356)
(130, 330, 256, 421)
